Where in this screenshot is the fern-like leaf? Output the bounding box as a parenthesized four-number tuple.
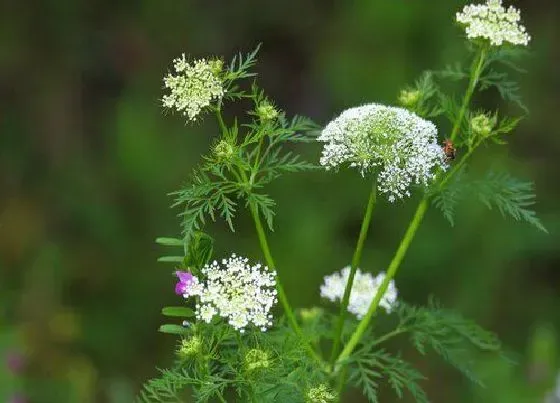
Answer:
(472, 171, 547, 233)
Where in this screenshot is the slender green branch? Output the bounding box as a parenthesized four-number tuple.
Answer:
(336, 198, 429, 365)
(248, 201, 323, 363)
(329, 180, 377, 368)
(450, 46, 487, 142)
(371, 327, 407, 347)
(215, 108, 228, 137)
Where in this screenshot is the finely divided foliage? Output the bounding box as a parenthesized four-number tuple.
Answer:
(140, 1, 545, 402)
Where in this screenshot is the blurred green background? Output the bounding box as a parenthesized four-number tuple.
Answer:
(1, 0, 559, 402)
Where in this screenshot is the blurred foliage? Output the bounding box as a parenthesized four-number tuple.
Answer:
(1, 0, 559, 401)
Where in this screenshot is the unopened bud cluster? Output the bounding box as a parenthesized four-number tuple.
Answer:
(305, 384, 336, 403)
(244, 349, 270, 371)
(470, 113, 497, 138)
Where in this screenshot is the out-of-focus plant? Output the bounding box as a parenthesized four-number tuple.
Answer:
(138, 1, 545, 401)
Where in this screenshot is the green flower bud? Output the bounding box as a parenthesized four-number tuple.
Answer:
(244, 349, 270, 371)
(470, 113, 497, 137)
(300, 307, 324, 323)
(306, 384, 336, 403)
(178, 336, 202, 358)
(398, 89, 421, 108)
(213, 139, 236, 162)
(209, 59, 224, 76)
(256, 101, 279, 121)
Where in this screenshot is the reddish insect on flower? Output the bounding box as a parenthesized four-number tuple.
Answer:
(442, 139, 456, 162)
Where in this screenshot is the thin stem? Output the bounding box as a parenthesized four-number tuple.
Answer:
(370, 327, 406, 347)
(336, 198, 429, 365)
(329, 180, 377, 368)
(450, 47, 487, 142)
(248, 201, 323, 363)
(215, 108, 228, 137)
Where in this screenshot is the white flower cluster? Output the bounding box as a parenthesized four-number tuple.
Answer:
(318, 104, 447, 202)
(320, 266, 398, 319)
(162, 54, 224, 121)
(545, 372, 560, 403)
(187, 254, 278, 332)
(456, 0, 530, 46)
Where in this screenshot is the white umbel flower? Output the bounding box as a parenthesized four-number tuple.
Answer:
(320, 266, 398, 319)
(186, 254, 277, 332)
(162, 54, 224, 121)
(456, 0, 530, 46)
(318, 104, 446, 202)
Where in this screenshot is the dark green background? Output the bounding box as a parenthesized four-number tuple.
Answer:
(1, 0, 558, 401)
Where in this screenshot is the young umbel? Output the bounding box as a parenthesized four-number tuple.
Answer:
(139, 1, 545, 401)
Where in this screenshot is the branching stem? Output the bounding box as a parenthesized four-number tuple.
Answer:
(337, 198, 429, 365)
(335, 45, 487, 370)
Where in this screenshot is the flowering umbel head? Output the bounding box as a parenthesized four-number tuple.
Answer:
(320, 266, 398, 318)
(162, 54, 225, 122)
(318, 104, 447, 202)
(178, 254, 277, 333)
(305, 384, 336, 403)
(456, 0, 530, 47)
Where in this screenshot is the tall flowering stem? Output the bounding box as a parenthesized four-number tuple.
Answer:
(249, 202, 322, 363)
(329, 179, 377, 368)
(337, 198, 429, 365)
(336, 44, 490, 365)
(450, 46, 487, 142)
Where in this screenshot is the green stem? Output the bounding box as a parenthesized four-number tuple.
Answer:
(329, 180, 377, 368)
(370, 327, 406, 347)
(248, 202, 322, 363)
(336, 198, 429, 366)
(214, 107, 321, 363)
(450, 47, 487, 142)
(215, 108, 228, 137)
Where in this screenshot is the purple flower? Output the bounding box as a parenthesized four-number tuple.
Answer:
(9, 395, 27, 403)
(175, 271, 198, 297)
(5, 351, 25, 374)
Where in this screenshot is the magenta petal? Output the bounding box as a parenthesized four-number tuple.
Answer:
(175, 281, 186, 295)
(176, 271, 194, 283)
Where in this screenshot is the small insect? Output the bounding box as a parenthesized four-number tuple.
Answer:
(442, 139, 456, 162)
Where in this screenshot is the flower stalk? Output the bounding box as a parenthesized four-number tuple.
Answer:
(329, 179, 377, 368)
(450, 46, 487, 142)
(336, 198, 429, 365)
(335, 43, 491, 367)
(249, 202, 323, 363)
